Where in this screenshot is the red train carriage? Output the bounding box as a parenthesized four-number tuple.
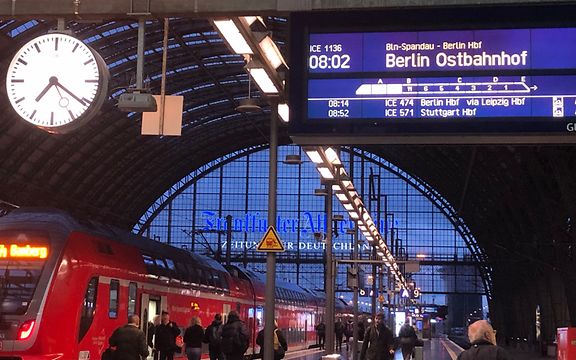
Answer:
(0, 209, 322, 360)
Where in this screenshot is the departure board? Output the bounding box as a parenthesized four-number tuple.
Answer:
(288, 7, 576, 144)
(307, 29, 576, 120)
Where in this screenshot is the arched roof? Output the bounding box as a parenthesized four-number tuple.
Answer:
(1, 14, 576, 337)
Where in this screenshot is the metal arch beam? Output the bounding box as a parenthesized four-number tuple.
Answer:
(3, 0, 576, 18)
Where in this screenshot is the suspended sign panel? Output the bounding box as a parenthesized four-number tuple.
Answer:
(288, 6, 576, 144)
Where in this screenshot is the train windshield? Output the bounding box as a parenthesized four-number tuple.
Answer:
(0, 232, 50, 316)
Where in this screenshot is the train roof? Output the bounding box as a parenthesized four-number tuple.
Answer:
(0, 208, 228, 273)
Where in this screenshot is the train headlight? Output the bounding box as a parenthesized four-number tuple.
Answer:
(17, 320, 35, 340)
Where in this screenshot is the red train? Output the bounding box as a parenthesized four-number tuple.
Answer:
(0, 209, 329, 360)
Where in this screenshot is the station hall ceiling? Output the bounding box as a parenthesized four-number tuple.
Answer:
(0, 13, 575, 301)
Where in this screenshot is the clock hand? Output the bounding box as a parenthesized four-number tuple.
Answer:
(54, 81, 86, 106)
(35, 82, 54, 102)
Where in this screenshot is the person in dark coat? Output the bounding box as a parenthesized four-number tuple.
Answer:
(183, 316, 204, 360)
(221, 310, 250, 360)
(203, 313, 224, 360)
(109, 314, 149, 360)
(357, 318, 365, 342)
(359, 313, 395, 360)
(154, 311, 181, 360)
(335, 318, 345, 352)
(398, 323, 417, 360)
(256, 320, 288, 360)
(457, 320, 513, 360)
(315, 321, 326, 349)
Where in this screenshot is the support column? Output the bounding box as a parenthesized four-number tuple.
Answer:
(263, 103, 278, 360)
(326, 182, 335, 354)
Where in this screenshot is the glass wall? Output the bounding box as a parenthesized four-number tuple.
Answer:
(135, 146, 488, 311)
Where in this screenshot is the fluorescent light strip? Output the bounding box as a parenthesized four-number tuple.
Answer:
(213, 19, 253, 54)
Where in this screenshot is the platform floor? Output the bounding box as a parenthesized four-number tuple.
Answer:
(285, 337, 554, 360)
(285, 338, 461, 360)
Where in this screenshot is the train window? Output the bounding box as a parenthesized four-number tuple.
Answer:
(165, 258, 176, 271)
(109, 279, 120, 319)
(185, 263, 199, 284)
(201, 269, 214, 287)
(174, 262, 189, 282)
(128, 282, 137, 316)
(78, 277, 98, 342)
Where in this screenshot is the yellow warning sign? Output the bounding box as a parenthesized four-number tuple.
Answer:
(256, 226, 285, 252)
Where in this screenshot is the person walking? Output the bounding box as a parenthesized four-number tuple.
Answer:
(359, 313, 395, 360)
(221, 310, 250, 360)
(183, 316, 204, 360)
(335, 318, 345, 352)
(203, 313, 224, 360)
(457, 320, 513, 360)
(108, 314, 149, 360)
(256, 320, 288, 360)
(154, 311, 181, 360)
(398, 322, 417, 360)
(315, 321, 326, 349)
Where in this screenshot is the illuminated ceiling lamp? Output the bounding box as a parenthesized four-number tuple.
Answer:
(258, 35, 288, 70)
(213, 19, 253, 55)
(278, 103, 290, 122)
(246, 59, 280, 94)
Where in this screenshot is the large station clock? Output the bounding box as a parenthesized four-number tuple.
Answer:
(6, 33, 109, 134)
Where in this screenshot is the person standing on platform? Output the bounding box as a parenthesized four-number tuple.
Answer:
(345, 319, 354, 351)
(221, 310, 250, 360)
(154, 311, 181, 360)
(108, 314, 149, 360)
(335, 318, 345, 352)
(256, 320, 288, 360)
(357, 317, 365, 342)
(398, 322, 417, 360)
(359, 313, 395, 360)
(183, 316, 204, 360)
(315, 321, 326, 349)
(457, 320, 513, 360)
(203, 313, 224, 360)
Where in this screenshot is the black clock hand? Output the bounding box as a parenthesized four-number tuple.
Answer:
(55, 81, 86, 106)
(35, 82, 54, 102)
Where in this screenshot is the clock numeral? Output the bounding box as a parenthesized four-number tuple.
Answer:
(11, 79, 24, 83)
(72, 43, 79, 53)
(50, 112, 54, 125)
(34, 43, 41, 53)
(15, 97, 25, 104)
(68, 110, 75, 120)
(84, 59, 94, 65)
(85, 79, 98, 83)
(81, 97, 92, 105)
(55, 37, 59, 51)
(30, 110, 37, 119)
(17, 58, 28, 65)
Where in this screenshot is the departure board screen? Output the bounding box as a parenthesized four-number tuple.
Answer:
(288, 7, 576, 144)
(307, 29, 576, 120)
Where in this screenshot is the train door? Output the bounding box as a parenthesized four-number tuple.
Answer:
(140, 293, 163, 360)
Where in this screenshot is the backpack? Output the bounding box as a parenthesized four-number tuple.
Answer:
(274, 329, 285, 359)
(221, 324, 248, 354)
(210, 324, 223, 347)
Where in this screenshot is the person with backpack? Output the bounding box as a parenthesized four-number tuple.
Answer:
(154, 311, 181, 360)
(107, 314, 149, 360)
(256, 320, 288, 360)
(203, 313, 224, 360)
(315, 321, 326, 349)
(398, 323, 417, 360)
(221, 310, 250, 360)
(335, 318, 345, 352)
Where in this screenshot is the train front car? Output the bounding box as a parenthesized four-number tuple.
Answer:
(0, 211, 71, 359)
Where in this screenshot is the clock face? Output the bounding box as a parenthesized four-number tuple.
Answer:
(6, 33, 107, 132)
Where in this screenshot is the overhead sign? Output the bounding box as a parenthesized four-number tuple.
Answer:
(256, 226, 285, 252)
(401, 288, 410, 298)
(289, 6, 576, 144)
(0, 244, 48, 259)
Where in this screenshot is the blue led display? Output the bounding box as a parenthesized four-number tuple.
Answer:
(309, 28, 576, 73)
(306, 28, 576, 122)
